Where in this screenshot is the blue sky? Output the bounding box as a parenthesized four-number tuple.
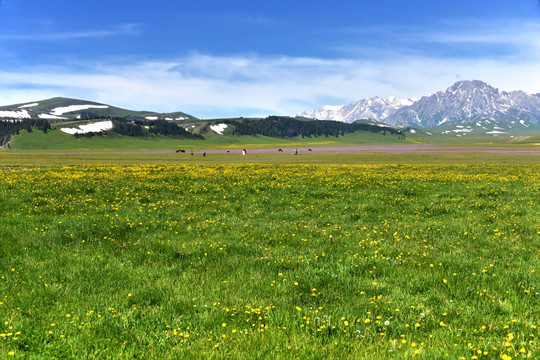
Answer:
(1, 0, 539, 118)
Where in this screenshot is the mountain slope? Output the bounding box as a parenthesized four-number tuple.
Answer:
(412, 118, 540, 138)
(0, 97, 198, 121)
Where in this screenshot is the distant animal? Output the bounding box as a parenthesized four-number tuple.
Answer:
(308, 149, 312, 151)
(227, 150, 230, 153)
(175, 149, 185, 153)
(278, 149, 283, 152)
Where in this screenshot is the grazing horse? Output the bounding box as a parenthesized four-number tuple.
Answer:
(308, 149, 312, 151)
(278, 149, 283, 152)
(175, 149, 185, 153)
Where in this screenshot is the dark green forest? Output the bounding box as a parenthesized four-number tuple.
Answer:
(0, 119, 51, 147)
(74, 119, 204, 139)
(227, 116, 406, 138)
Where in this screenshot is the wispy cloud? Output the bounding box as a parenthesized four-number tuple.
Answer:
(331, 18, 540, 60)
(416, 18, 540, 47)
(0, 23, 141, 41)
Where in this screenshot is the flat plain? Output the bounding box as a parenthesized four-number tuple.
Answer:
(0, 147, 538, 359)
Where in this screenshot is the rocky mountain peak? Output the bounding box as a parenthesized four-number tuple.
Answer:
(449, 80, 491, 91)
(299, 80, 540, 127)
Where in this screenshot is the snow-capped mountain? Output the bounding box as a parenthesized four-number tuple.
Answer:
(297, 97, 415, 123)
(385, 80, 540, 127)
(299, 80, 540, 128)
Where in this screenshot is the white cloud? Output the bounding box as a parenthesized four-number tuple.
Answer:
(1, 52, 539, 118)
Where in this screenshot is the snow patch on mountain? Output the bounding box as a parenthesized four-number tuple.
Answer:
(60, 120, 113, 134)
(0, 110, 31, 119)
(50, 104, 109, 115)
(430, 117, 536, 138)
(18, 103, 39, 109)
(210, 123, 227, 135)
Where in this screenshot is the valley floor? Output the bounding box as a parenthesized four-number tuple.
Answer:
(1, 144, 539, 167)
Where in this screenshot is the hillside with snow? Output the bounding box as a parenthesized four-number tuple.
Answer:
(0, 97, 197, 122)
(413, 118, 540, 139)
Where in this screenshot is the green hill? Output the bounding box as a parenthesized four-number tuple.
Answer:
(0, 97, 197, 122)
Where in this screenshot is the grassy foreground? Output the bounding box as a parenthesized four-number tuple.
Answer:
(0, 163, 538, 359)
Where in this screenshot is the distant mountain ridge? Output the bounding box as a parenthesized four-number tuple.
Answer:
(298, 96, 416, 123)
(0, 97, 197, 122)
(299, 80, 540, 128)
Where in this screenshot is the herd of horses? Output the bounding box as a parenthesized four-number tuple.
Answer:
(175, 148, 313, 154)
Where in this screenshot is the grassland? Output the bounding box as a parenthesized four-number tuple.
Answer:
(0, 151, 538, 359)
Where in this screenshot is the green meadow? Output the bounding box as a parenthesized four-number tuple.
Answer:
(0, 147, 538, 359)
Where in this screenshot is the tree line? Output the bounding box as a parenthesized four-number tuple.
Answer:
(110, 119, 204, 139)
(67, 118, 204, 139)
(227, 116, 406, 139)
(0, 119, 51, 147)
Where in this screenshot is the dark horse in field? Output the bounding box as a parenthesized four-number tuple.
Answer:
(175, 149, 186, 153)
